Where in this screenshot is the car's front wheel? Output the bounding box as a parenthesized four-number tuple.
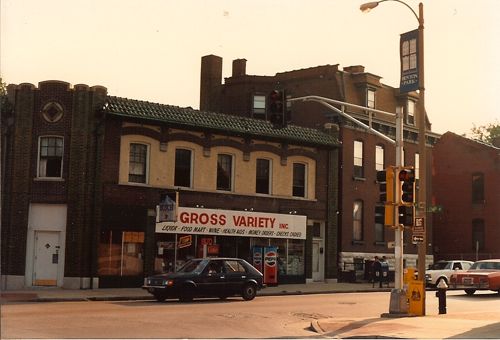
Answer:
(242, 283, 257, 301)
(465, 289, 476, 296)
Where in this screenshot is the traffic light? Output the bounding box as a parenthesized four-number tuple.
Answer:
(376, 168, 395, 226)
(268, 89, 285, 128)
(376, 168, 395, 204)
(398, 205, 414, 226)
(398, 167, 416, 206)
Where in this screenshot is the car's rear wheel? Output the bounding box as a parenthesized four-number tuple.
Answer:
(465, 289, 476, 296)
(242, 283, 257, 301)
(153, 292, 168, 302)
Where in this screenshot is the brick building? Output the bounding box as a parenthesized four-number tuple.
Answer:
(199, 55, 440, 278)
(432, 132, 500, 261)
(1, 80, 339, 289)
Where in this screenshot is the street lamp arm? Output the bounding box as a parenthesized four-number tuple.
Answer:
(360, 0, 419, 23)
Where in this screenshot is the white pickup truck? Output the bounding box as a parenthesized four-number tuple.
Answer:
(425, 260, 474, 287)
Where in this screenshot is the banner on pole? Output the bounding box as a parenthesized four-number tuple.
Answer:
(400, 29, 419, 93)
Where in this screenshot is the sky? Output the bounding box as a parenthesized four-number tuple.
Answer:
(1, 0, 499, 135)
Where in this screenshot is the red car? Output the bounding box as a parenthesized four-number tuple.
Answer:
(449, 259, 500, 295)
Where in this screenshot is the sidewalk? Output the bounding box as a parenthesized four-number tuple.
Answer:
(0, 281, 385, 303)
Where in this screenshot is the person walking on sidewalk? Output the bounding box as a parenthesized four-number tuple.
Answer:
(372, 256, 382, 288)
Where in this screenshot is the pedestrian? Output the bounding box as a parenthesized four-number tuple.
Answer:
(372, 256, 382, 288)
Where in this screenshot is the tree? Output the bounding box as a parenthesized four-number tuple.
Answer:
(469, 121, 500, 145)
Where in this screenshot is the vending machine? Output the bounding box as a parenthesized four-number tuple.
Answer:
(263, 246, 278, 285)
(252, 246, 263, 273)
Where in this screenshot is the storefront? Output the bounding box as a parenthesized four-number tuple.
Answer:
(155, 207, 307, 284)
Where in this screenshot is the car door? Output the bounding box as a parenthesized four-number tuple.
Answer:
(198, 260, 226, 297)
(224, 260, 247, 294)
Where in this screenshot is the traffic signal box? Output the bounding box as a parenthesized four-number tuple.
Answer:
(376, 168, 395, 226)
(397, 167, 416, 226)
(376, 166, 416, 228)
(268, 90, 286, 128)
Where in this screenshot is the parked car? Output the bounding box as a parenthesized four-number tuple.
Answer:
(449, 259, 500, 295)
(425, 260, 473, 287)
(142, 257, 264, 302)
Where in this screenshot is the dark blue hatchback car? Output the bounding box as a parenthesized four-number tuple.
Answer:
(142, 257, 264, 302)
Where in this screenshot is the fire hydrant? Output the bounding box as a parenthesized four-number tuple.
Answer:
(436, 279, 448, 314)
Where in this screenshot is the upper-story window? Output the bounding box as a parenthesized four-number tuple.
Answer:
(256, 158, 271, 194)
(38, 136, 63, 178)
(472, 173, 484, 204)
(292, 163, 306, 198)
(407, 100, 415, 125)
(354, 140, 364, 178)
(375, 144, 384, 171)
(174, 148, 192, 188)
(353, 200, 364, 241)
(367, 89, 375, 109)
(217, 154, 233, 191)
(472, 219, 485, 251)
(129, 143, 148, 184)
(252, 95, 266, 119)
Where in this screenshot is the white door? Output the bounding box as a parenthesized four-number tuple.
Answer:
(33, 231, 60, 286)
(312, 240, 324, 281)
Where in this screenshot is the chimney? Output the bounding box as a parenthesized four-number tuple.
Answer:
(343, 65, 365, 74)
(232, 59, 247, 77)
(200, 55, 223, 111)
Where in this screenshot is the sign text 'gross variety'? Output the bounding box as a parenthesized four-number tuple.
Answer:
(156, 207, 306, 239)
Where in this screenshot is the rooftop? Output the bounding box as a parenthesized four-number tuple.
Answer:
(104, 96, 340, 148)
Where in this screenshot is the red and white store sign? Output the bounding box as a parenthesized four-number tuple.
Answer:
(156, 207, 306, 240)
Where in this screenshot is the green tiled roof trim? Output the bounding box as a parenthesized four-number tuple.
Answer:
(104, 96, 339, 147)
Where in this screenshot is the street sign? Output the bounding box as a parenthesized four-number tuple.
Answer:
(412, 235, 424, 244)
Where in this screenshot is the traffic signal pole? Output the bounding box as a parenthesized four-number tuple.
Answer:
(289, 94, 409, 314)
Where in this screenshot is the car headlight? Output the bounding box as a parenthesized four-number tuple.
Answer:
(144, 278, 151, 285)
(163, 279, 174, 286)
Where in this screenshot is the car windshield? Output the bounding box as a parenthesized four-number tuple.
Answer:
(430, 262, 451, 270)
(471, 261, 500, 270)
(177, 259, 206, 273)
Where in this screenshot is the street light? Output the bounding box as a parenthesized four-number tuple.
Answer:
(360, 0, 427, 315)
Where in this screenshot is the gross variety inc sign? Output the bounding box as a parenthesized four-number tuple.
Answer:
(156, 207, 306, 240)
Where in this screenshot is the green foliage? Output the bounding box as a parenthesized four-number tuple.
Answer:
(1, 77, 14, 116)
(470, 121, 500, 144)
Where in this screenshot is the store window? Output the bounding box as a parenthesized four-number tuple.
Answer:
(129, 143, 148, 183)
(217, 154, 233, 191)
(256, 158, 271, 194)
(38, 136, 63, 178)
(287, 239, 305, 275)
(175, 148, 192, 188)
(98, 231, 144, 276)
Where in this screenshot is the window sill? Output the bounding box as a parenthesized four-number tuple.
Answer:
(352, 176, 366, 181)
(34, 177, 65, 182)
(351, 240, 365, 246)
(374, 241, 386, 247)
